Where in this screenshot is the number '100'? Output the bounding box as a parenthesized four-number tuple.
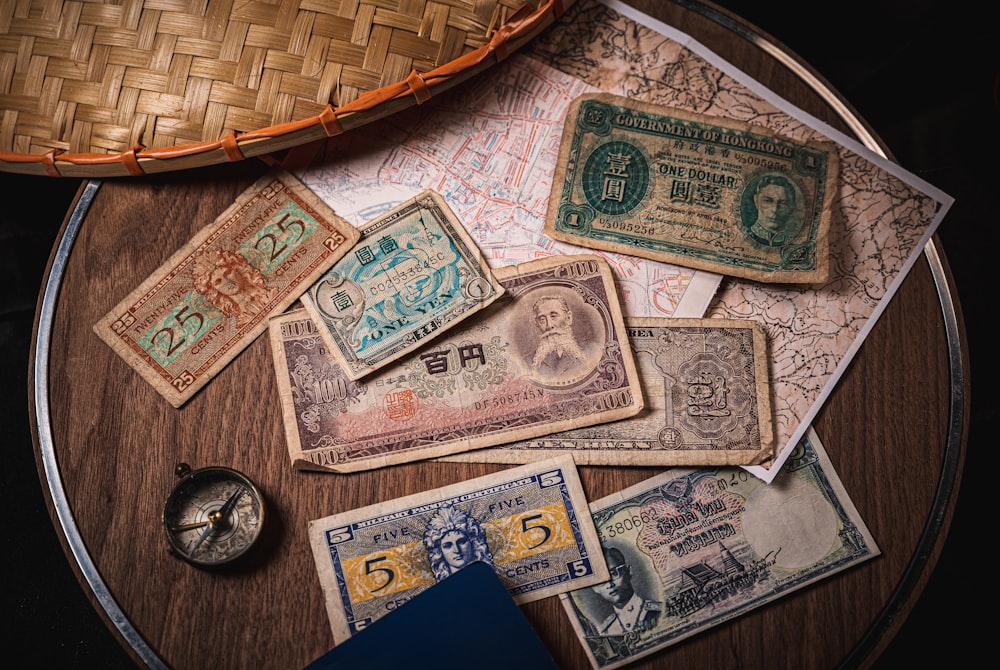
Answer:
(311, 378, 348, 403)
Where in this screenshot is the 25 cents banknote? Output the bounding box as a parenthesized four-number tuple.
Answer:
(94, 169, 360, 407)
(545, 93, 838, 283)
(299, 190, 504, 381)
(268, 254, 642, 472)
(308, 454, 608, 644)
(440, 317, 773, 467)
(560, 427, 879, 669)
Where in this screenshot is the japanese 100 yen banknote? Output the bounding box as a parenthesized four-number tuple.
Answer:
(299, 190, 504, 381)
(268, 254, 643, 473)
(545, 93, 838, 284)
(439, 317, 774, 467)
(559, 427, 879, 670)
(308, 454, 608, 644)
(93, 169, 360, 408)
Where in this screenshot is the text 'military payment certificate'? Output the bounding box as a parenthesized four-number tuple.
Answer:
(560, 427, 879, 669)
(93, 169, 360, 408)
(308, 454, 607, 644)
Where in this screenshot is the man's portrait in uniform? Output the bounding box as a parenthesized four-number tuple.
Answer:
(589, 546, 662, 636)
(741, 173, 804, 247)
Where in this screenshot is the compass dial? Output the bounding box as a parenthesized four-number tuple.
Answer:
(162, 465, 265, 567)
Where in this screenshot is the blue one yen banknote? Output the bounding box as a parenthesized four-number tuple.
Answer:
(545, 93, 838, 284)
(308, 454, 608, 644)
(300, 190, 504, 380)
(560, 427, 879, 669)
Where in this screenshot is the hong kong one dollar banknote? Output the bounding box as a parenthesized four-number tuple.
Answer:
(545, 93, 838, 284)
(559, 427, 879, 669)
(268, 254, 642, 472)
(308, 454, 608, 643)
(93, 169, 360, 407)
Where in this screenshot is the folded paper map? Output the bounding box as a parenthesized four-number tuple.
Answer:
(440, 317, 773, 466)
(545, 93, 838, 284)
(525, 1, 950, 482)
(297, 54, 722, 321)
(268, 255, 643, 472)
(94, 169, 360, 407)
(308, 454, 608, 644)
(559, 426, 879, 669)
(299, 190, 504, 380)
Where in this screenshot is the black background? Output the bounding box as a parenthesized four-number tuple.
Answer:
(2, 1, 993, 667)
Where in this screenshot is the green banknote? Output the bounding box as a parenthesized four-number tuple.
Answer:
(559, 427, 879, 669)
(545, 93, 838, 284)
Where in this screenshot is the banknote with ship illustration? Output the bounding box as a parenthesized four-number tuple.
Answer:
(559, 427, 879, 669)
(268, 255, 642, 472)
(299, 190, 504, 381)
(93, 169, 360, 407)
(439, 317, 773, 467)
(545, 93, 838, 284)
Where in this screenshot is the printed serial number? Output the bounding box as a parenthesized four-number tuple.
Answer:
(599, 219, 657, 236)
(474, 389, 544, 411)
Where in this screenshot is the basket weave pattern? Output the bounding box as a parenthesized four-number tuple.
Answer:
(0, 0, 566, 177)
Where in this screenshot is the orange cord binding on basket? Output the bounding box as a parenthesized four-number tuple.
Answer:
(0, 0, 570, 178)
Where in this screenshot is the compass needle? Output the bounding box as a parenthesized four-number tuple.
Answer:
(163, 465, 266, 567)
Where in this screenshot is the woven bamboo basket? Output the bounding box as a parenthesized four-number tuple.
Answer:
(0, 0, 574, 178)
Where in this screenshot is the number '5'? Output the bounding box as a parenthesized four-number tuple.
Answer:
(521, 514, 551, 550)
(365, 556, 394, 592)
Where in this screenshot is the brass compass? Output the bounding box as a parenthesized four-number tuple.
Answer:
(162, 463, 266, 568)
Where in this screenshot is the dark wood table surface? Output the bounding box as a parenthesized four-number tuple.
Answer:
(28, 1, 969, 668)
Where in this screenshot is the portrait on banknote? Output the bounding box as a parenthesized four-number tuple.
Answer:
(440, 317, 774, 467)
(94, 169, 360, 407)
(545, 93, 838, 284)
(559, 428, 879, 669)
(189, 249, 280, 329)
(423, 505, 495, 581)
(269, 255, 643, 472)
(586, 546, 663, 636)
(742, 173, 803, 246)
(514, 287, 605, 386)
(308, 455, 609, 643)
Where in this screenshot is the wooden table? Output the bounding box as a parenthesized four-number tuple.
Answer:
(29, 1, 968, 668)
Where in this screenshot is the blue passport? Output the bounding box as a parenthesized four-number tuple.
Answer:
(304, 561, 559, 669)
